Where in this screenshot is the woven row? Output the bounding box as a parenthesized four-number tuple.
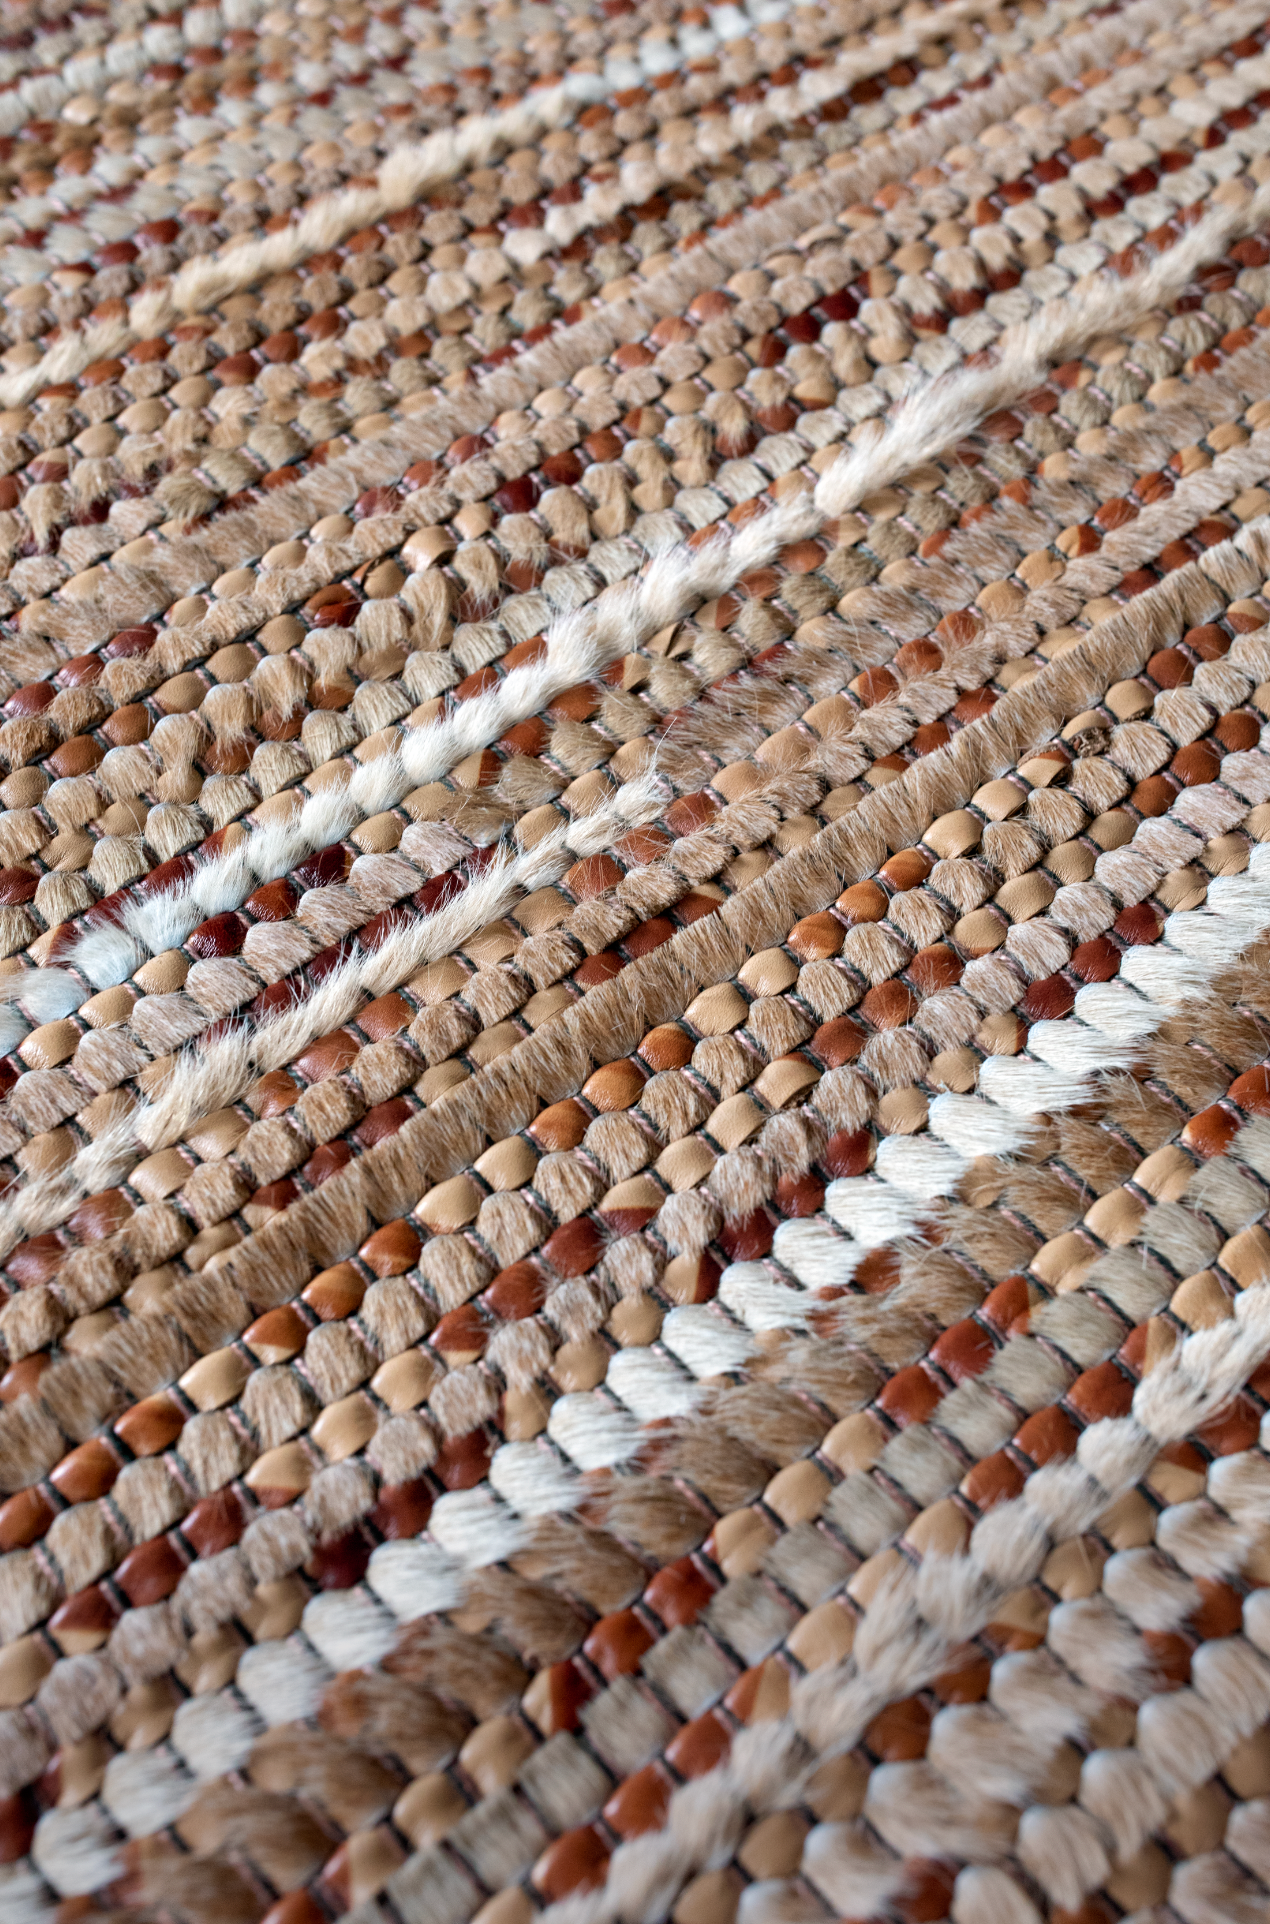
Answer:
(5, 1, 1270, 1921)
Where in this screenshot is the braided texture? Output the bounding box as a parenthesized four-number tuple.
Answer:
(4, 4, 1270, 1924)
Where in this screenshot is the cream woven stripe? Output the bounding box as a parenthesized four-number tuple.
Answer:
(7, 0, 1167, 656)
(12, 0, 1254, 1025)
(2, 509, 1264, 1656)
(29, 158, 1270, 1007)
(0, 0, 1017, 411)
(7, 392, 1269, 1255)
(9, 696, 1270, 1893)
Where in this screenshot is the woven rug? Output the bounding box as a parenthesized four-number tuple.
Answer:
(7, 2, 1270, 1921)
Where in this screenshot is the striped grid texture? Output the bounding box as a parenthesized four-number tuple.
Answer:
(5, 1, 1270, 1922)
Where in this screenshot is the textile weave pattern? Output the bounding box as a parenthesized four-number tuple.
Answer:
(3, 1, 1270, 1922)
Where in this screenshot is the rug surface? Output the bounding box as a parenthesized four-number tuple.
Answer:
(5, 1, 1270, 1921)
